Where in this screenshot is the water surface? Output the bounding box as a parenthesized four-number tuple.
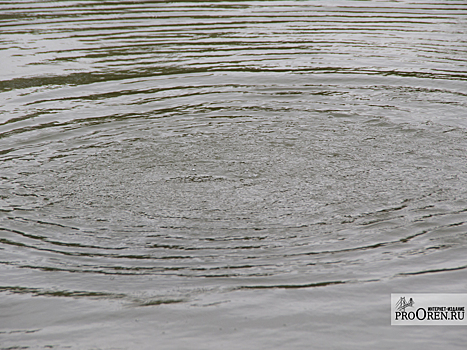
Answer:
(1, 1, 467, 349)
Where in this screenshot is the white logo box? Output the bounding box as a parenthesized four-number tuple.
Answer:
(391, 294, 467, 325)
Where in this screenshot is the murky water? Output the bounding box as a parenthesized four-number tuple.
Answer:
(1, 1, 467, 349)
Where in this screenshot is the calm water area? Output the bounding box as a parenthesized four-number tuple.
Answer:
(1, 1, 467, 349)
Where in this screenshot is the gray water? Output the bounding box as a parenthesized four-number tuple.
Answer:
(1, 1, 467, 349)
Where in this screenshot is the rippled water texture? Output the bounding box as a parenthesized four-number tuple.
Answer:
(1, 1, 467, 349)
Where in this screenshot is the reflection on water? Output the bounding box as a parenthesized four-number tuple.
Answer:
(1, 1, 467, 349)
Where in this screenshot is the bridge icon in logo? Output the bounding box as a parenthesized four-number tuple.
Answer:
(395, 297, 414, 312)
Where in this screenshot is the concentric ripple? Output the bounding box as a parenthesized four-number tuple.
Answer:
(1, 1, 467, 348)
